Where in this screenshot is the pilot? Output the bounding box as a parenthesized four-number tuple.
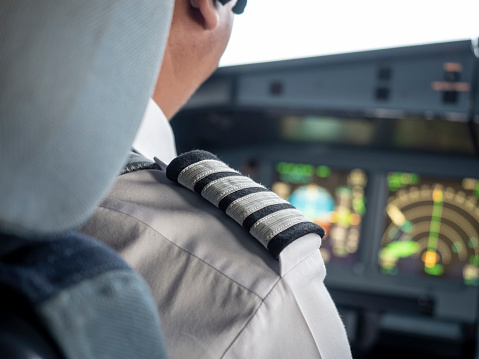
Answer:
(80, 0, 352, 358)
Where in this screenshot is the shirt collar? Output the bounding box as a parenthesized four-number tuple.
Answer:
(132, 98, 177, 164)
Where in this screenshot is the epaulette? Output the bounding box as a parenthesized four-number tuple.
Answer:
(163, 150, 325, 259)
(122, 152, 160, 175)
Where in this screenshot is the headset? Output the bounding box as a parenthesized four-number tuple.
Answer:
(219, 0, 247, 15)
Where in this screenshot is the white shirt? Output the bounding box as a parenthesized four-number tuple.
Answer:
(133, 99, 177, 163)
(82, 171, 353, 359)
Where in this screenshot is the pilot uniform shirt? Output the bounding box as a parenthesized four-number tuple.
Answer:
(80, 103, 352, 359)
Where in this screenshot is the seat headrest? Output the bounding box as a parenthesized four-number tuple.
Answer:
(0, 0, 174, 237)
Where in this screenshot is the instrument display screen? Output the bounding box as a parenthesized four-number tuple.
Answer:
(272, 162, 367, 266)
(379, 172, 479, 285)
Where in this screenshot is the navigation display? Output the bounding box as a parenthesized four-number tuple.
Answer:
(272, 162, 367, 266)
(379, 173, 479, 286)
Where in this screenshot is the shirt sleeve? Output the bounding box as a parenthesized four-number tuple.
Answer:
(222, 234, 352, 359)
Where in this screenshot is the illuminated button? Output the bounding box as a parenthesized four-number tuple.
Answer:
(444, 62, 463, 72)
(433, 188, 443, 203)
(422, 250, 439, 268)
(464, 265, 479, 285)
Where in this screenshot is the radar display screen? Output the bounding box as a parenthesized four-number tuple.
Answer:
(379, 173, 479, 286)
(272, 162, 367, 266)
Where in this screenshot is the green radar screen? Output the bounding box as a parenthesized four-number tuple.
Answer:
(272, 162, 367, 266)
(379, 172, 479, 286)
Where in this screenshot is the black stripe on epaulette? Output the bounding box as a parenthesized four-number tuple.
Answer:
(218, 187, 270, 212)
(267, 222, 326, 259)
(242, 203, 296, 230)
(194, 172, 242, 195)
(166, 150, 219, 183)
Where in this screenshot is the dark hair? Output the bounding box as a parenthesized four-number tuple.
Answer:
(218, 0, 247, 15)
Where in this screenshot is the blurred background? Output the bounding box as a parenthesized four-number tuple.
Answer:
(221, 0, 479, 66)
(172, 1, 479, 358)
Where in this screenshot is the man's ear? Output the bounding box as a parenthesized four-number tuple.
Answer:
(190, 0, 220, 30)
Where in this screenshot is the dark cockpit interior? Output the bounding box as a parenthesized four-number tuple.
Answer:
(173, 39, 479, 358)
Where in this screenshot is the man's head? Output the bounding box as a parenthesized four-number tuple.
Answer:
(153, 0, 246, 119)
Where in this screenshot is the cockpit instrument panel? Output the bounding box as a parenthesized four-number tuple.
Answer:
(272, 162, 367, 266)
(379, 173, 479, 286)
(173, 39, 479, 357)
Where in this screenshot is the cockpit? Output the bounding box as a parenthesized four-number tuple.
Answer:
(172, 5, 479, 355)
(2, 1, 479, 358)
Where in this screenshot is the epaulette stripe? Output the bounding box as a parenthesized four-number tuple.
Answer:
(267, 222, 325, 258)
(250, 209, 308, 247)
(178, 159, 237, 191)
(194, 172, 242, 194)
(218, 187, 270, 212)
(165, 150, 326, 259)
(201, 176, 265, 207)
(242, 203, 295, 230)
(225, 191, 288, 225)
